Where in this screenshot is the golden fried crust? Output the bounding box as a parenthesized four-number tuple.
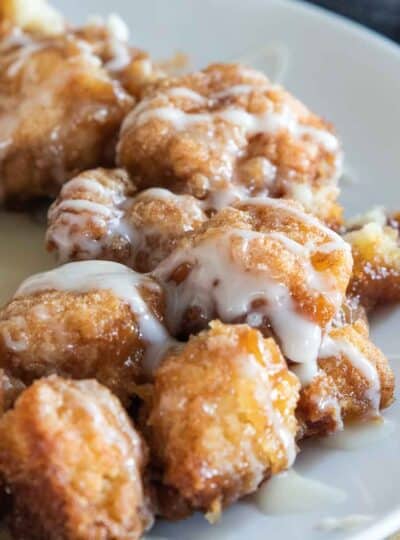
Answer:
(46, 168, 207, 272)
(0, 30, 133, 207)
(0, 376, 153, 540)
(231, 201, 351, 322)
(145, 321, 300, 515)
(319, 321, 394, 418)
(296, 370, 342, 439)
(127, 189, 208, 273)
(298, 321, 395, 438)
(156, 201, 352, 340)
(117, 63, 342, 226)
(0, 285, 164, 409)
(0, 0, 65, 36)
(46, 168, 138, 265)
(345, 221, 400, 308)
(74, 20, 164, 100)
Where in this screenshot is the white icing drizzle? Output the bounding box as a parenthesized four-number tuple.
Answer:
(206, 182, 249, 210)
(106, 13, 130, 43)
(54, 199, 116, 218)
(133, 107, 210, 129)
(213, 84, 266, 99)
(319, 418, 395, 450)
(134, 187, 206, 223)
(252, 469, 346, 514)
(60, 177, 122, 202)
(319, 334, 381, 414)
(0, 28, 45, 78)
(0, 34, 107, 188)
(47, 172, 135, 263)
(122, 83, 339, 154)
(266, 232, 341, 303)
(316, 514, 373, 531)
(219, 106, 338, 152)
(48, 179, 205, 269)
(165, 87, 207, 103)
(5, 40, 45, 78)
(15, 261, 173, 374)
(243, 197, 349, 245)
(47, 202, 129, 264)
(88, 13, 131, 72)
(155, 226, 337, 374)
(0, 28, 33, 51)
(155, 197, 350, 380)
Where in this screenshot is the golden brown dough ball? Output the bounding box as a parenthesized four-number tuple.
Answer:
(319, 320, 394, 419)
(0, 0, 65, 36)
(0, 376, 153, 540)
(74, 15, 164, 100)
(297, 320, 395, 438)
(344, 208, 400, 309)
(0, 27, 133, 207)
(144, 321, 300, 518)
(117, 63, 343, 226)
(125, 188, 208, 272)
(0, 261, 169, 410)
(155, 198, 352, 378)
(46, 168, 207, 272)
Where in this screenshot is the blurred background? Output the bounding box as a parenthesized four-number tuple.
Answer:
(306, 0, 400, 43)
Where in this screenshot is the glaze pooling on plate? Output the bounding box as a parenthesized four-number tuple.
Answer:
(252, 469, 347, 514)
(319, 418, 396, 450)
(316, 514, 374, 532)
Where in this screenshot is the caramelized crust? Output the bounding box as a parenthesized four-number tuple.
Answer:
(46, 168, 137, 265)
(319, 321, 394, 417)
(344, 211, 400, 308)
(0, 376, 152, 539)
(0, 25, 133, 207)
(298, 320, 395, 438)
(155, 199, 352, 349)
(74, 16, 164, 100)
(46, 168, 207, 272)
(117, 63, 343, 226)
(0, 0, 65, 36)
(144, 321, 300, 517)
(0, 280, 164, 409)
(126, 189, 207, 272)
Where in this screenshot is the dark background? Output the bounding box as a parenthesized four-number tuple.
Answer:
(306, 0, 400, 43)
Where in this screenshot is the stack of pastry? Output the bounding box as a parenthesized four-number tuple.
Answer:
(0, 1, 397, 538)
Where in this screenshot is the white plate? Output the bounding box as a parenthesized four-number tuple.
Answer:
(3, 0, 400, 539)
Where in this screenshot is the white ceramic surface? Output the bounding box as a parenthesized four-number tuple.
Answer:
(4, 0, 400, 538)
